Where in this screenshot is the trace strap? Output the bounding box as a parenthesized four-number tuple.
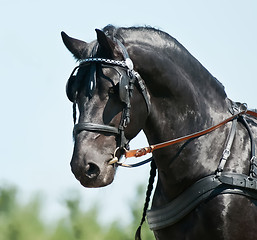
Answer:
(124, 110, 257, 159)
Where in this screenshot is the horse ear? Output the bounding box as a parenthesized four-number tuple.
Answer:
(61, 31, 88, 59)
(95, 29, 116, 57)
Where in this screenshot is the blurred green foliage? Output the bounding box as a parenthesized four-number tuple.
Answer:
(0, 184, 155, 240)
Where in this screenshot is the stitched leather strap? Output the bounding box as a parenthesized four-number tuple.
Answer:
(147, 173, 257, 230)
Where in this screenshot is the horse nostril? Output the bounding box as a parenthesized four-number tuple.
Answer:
(85, 163, 100, 179)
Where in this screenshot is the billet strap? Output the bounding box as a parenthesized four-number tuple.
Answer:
(125, 110, 257, 158)
(216, 117, 238, 174)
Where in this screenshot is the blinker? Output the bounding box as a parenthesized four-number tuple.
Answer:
(66, 63, 97, 102)
(66, 75, 78, 102)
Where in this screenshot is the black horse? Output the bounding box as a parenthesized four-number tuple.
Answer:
(62, 25, 257, 240)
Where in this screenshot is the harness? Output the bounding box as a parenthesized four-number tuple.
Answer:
(67, 38, 257, 235)
(147, 173, 257, 230)
(147, 107, 257, 230)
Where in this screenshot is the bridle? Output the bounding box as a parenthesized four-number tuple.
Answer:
(67, 39, 151, 165)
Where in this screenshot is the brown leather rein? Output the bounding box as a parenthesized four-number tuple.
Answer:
(117, 110, 257, 164)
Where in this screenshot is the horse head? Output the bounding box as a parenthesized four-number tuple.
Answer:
(62, 29, 149, 188)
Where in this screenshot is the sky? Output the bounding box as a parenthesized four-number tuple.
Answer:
(0, 0, 257, 224)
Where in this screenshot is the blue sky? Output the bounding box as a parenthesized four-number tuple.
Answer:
(0, 0, 256, 223)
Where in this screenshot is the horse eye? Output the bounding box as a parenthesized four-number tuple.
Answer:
(108, 87, 115, 95)
(108, 84, 119, 95)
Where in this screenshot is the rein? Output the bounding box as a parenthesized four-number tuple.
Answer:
(122, 110, 257, 159)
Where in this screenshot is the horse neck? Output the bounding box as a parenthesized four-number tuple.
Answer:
(122, 28, 228, 119)
(124, 29, 232, 200)
(127, 33, 229, 140)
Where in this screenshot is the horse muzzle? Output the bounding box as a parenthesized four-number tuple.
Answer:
(70, 136, 117, 188)
(70, 157, 116, 188)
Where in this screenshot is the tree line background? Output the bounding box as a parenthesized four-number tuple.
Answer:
(0, 184, 155, 240)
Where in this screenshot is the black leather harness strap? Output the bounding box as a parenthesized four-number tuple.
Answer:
(240, 115, 257, 178)
(147, 173, 257, 231)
